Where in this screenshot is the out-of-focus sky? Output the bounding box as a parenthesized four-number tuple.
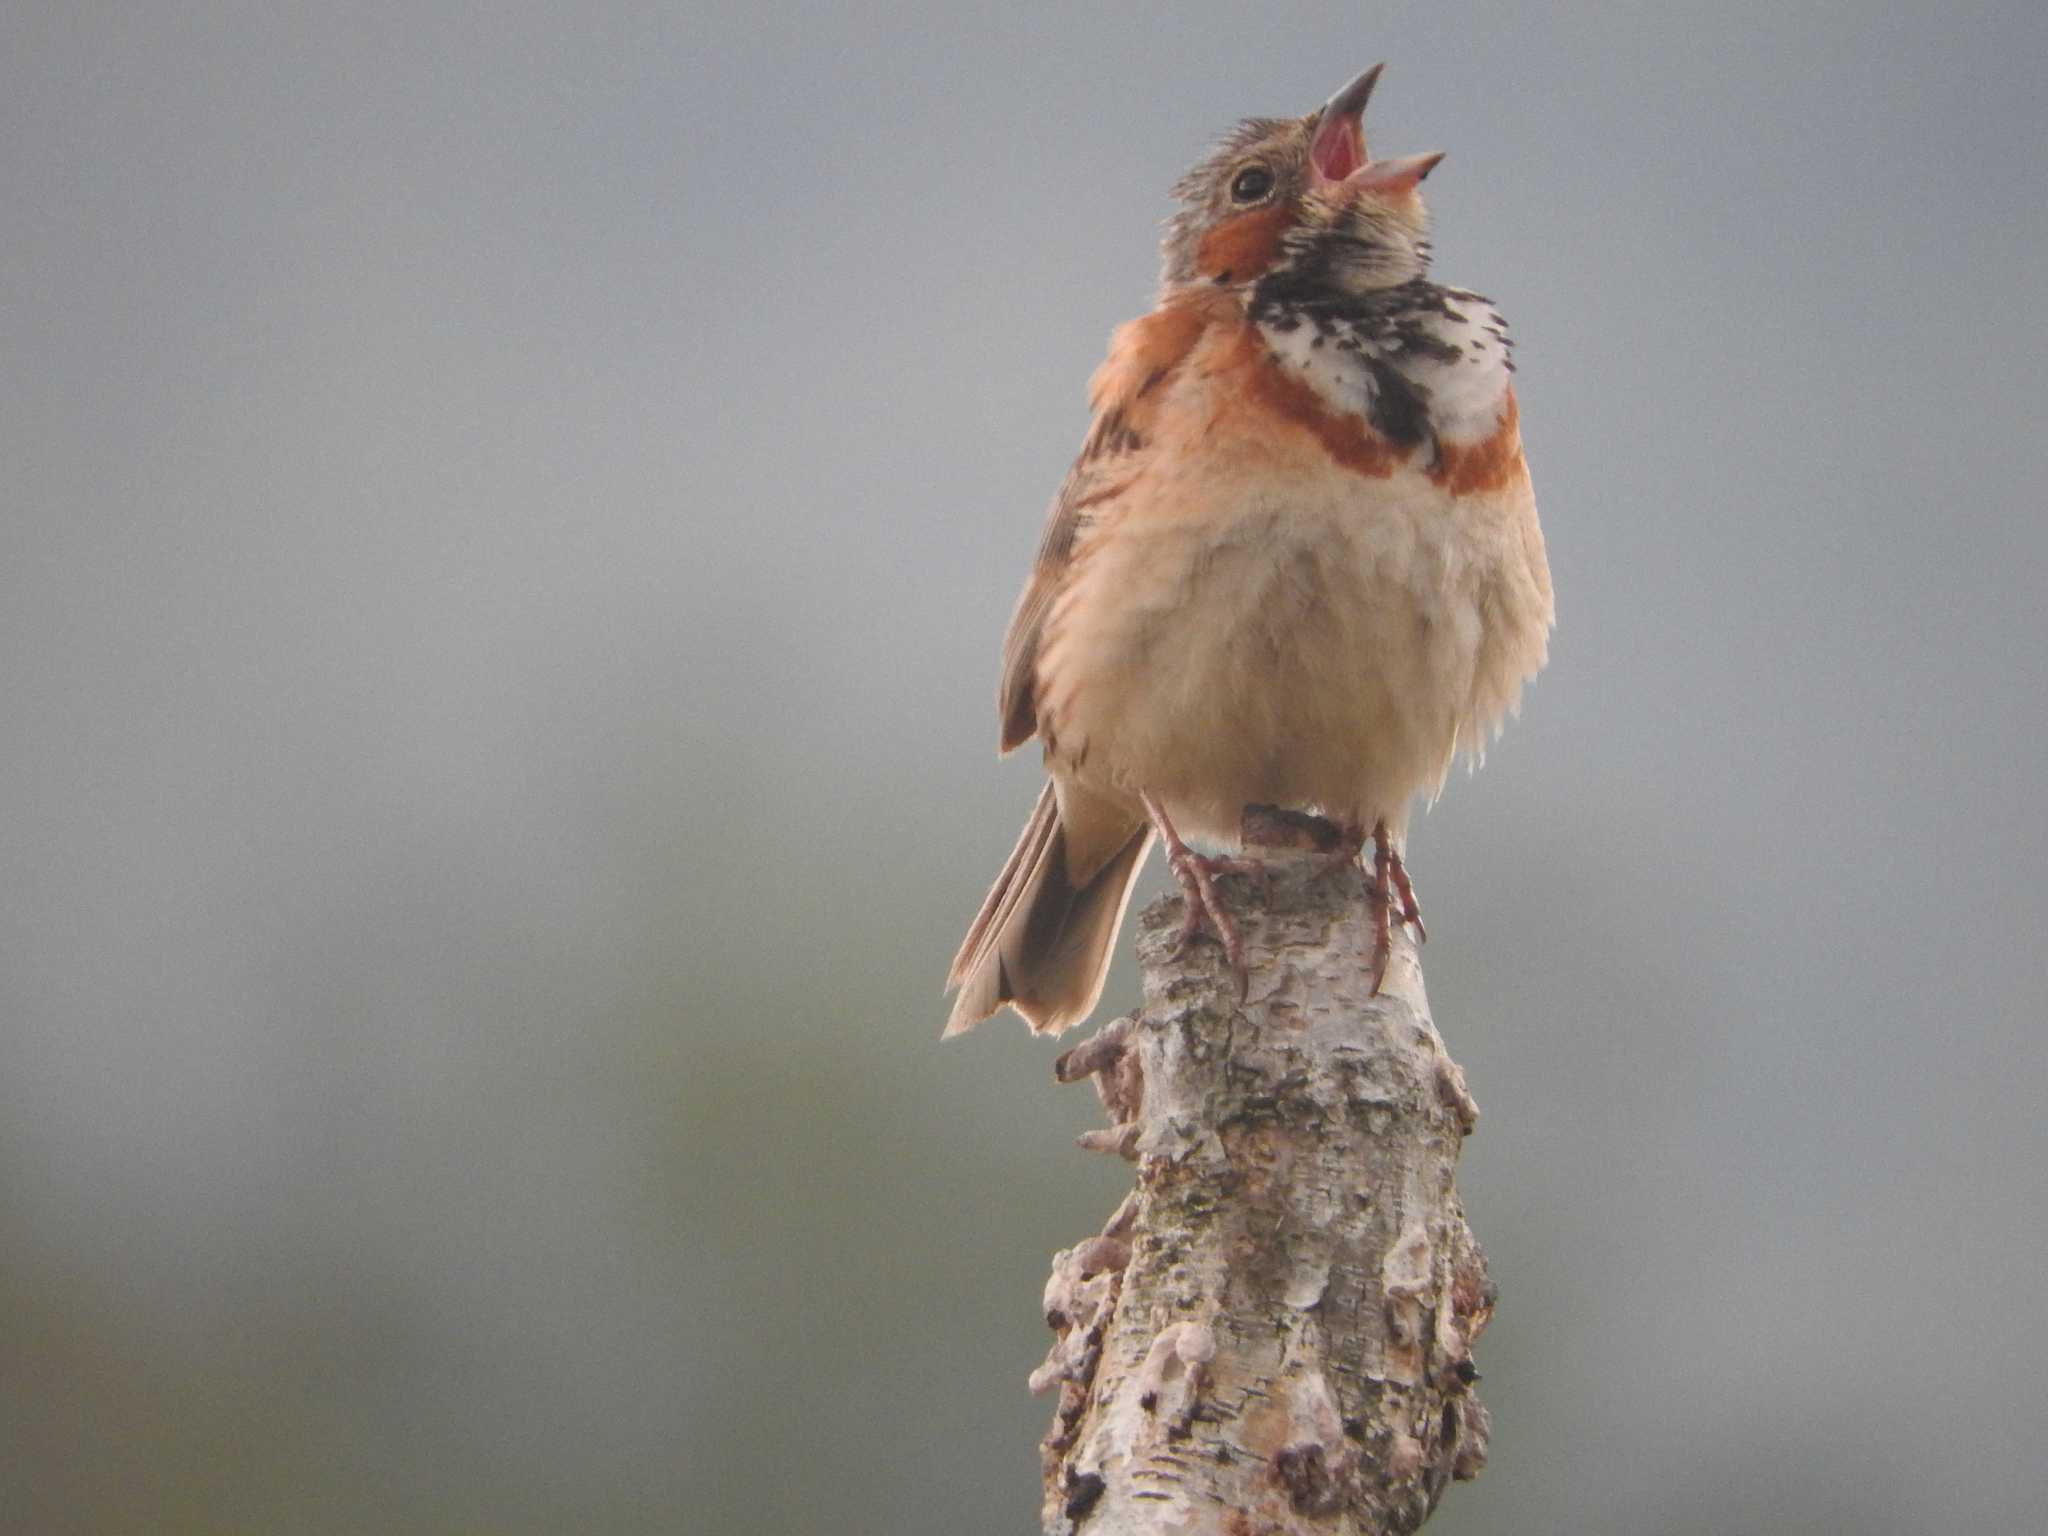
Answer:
(4, 2, 2045, 1531)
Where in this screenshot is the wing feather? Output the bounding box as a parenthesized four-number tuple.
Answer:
(995, 293, 1224, 752)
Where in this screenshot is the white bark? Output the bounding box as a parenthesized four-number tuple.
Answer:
(1034, 831, 1493, 1535)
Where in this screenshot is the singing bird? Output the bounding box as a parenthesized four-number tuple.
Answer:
(945, 66, 1553, 1037)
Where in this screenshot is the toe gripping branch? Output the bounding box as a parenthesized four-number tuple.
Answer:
(1365, 820, 1426, 997)
(1139, 792, 1271, 1000)
(1140, 798, 1427, 1000)
(1300, 814, 1426, 996)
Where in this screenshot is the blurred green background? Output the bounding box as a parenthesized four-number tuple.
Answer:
(5, 2, 2045, 1531)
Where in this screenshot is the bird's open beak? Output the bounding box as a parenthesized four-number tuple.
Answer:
(1307, 64, 1382, 186)
(1308, 66, 1446, 196)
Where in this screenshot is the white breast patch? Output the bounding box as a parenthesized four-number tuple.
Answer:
(1255, 292, 1512, 445)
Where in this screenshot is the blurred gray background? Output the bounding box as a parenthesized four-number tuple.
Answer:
(4, 2, 2044, 1531)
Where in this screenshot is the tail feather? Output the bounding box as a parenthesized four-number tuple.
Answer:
(944, 782, 1151, 1037)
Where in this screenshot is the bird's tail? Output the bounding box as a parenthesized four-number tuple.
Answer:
(943, 780, 1151, 1037)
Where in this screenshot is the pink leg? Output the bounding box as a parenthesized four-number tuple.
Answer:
(1366, 820, 1427, 996)
(1139, 792, 1264, 1000)
(1385, 837, 1426, 944)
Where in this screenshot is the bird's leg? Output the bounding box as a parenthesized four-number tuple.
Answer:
(1366, 820, 1427, 996)
(1140, 792, 1262, 999)
(1383, 832, 1426, 945)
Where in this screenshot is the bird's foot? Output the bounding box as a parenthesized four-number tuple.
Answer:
(1141, 793, 1262, 1000)
(1366, 820, 1426, 995)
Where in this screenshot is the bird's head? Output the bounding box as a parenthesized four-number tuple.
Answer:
(1160, 65, 1443, 296)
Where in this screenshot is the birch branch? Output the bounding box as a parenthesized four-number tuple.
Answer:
(1033, 811, 1494, 1535)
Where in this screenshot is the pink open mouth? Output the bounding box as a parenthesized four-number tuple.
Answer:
(1306, 65, 1445, 196)
(1308, 64, 1381, 186)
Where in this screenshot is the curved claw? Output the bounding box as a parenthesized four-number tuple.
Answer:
(1141, 792, 1259, 1000)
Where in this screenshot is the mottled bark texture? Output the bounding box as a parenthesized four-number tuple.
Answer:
(1034, 817, 1494, 1535)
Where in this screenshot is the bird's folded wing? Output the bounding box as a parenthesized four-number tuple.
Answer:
(996, 292, 1227, 752)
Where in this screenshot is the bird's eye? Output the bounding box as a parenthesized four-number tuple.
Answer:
(1229, 165, 1274, 204)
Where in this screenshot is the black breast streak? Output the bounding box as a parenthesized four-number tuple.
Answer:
(1362, 357, 1433, 450)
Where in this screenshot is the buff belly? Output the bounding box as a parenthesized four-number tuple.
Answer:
(1037, 455, 1541, 848)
